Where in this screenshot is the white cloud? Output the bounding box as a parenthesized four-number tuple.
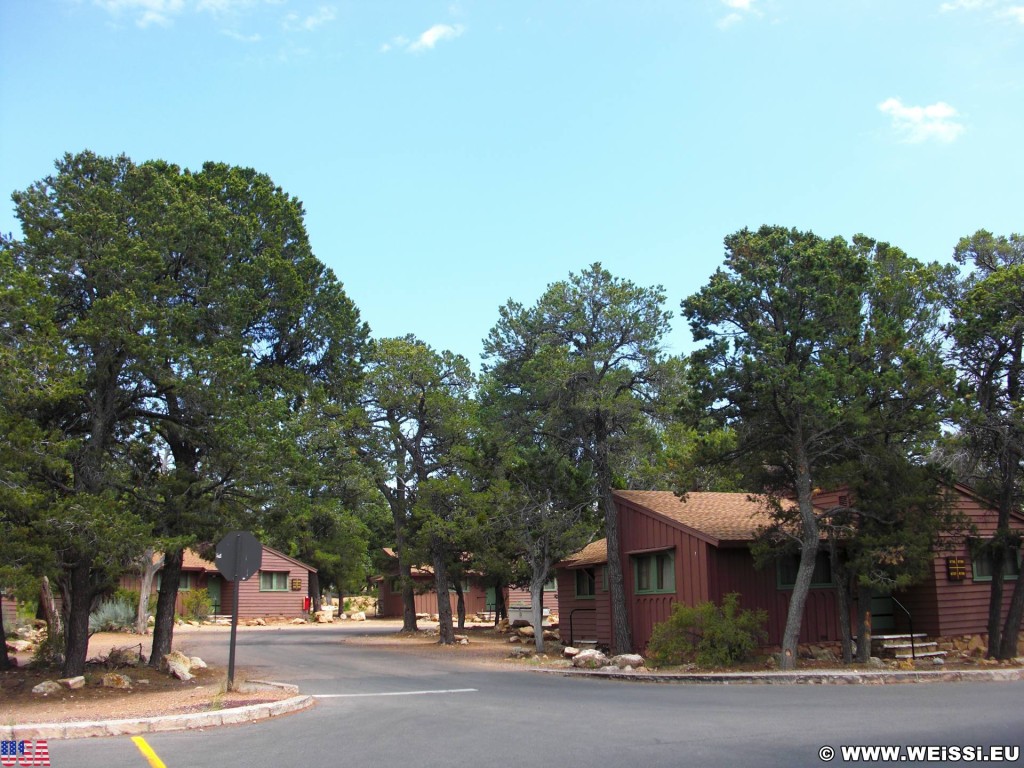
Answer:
(938, 0, 991, 11)
(877, 97, 966, 144)
(1001, 5, 1024, 21)
(283, 5, 336, 32)
(408, 23, 464, 52)
(717, 0, 760, 29)
(223, 29, 261, 42)
(94, 0, 185, 27)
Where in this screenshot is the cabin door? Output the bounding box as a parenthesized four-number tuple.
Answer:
(870, 593, 895, 632)
(207, 575, 222, 615)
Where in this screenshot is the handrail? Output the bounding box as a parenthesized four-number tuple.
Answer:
(568, 607, 596, 647)
(890, 596, 915, 660)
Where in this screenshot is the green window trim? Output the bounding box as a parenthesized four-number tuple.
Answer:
(970, 545, 1021, 582)
(776, 552, 834, 590)
(574, 567, 596, 599)
(632, 550, 675, 595)
(259, 570, 289, 592)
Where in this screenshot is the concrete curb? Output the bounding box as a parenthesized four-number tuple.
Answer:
(536, 666, 1024, 685)
(0, 693, 315, 741)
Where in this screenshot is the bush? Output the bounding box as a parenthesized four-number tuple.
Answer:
(182, 588, 212, 621)
(113, 588, 140, 608)
(647, 593, 767, 668)
(89, 598, 136, 633)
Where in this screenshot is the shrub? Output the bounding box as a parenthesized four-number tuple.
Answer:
(113, 588, 140, 608)
(182, 588, 212, 621)
(647, 593, 768, 668)
(89, 598, 136, 633)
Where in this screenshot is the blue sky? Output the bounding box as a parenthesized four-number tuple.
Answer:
(2, 1, 1022, 366)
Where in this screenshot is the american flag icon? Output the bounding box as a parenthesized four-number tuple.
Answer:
(0, 740, 50, 766)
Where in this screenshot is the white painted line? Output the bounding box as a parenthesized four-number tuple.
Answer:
(314, 688, 478, 698)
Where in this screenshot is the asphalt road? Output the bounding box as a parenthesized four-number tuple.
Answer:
(42, 624, 1024, 768)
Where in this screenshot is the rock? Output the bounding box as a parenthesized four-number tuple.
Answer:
(459, 638, 469, 645)
(453, 634, 469, 643)
(599, 665, 620, 672)
(187, 620, 201, 627)
(315, 611, 334, 624)
(812, 647, 838, 663)
(967, 634, 986, 654)
(563, 646, 580, 658)
(349, 611, 366, 622)
(542, 631, 559, 641)
(764, 655, 778, 669)
(6, 640, 33, 653)
(867, 656, 887, 669)
(32, 680, 61, 695)
(162, 650, 194, 681)
(518, 626, 535, 638)
(572, 649, 610, 669)
(253, 617, 267, 626)
(932, 657, 945, 666)
(511, 619, 530, 629)
(610, 653, 645, 669)
(59, 676, 86, 690)
(509, 647, 532, 658)
(102, 673, 132, 689)
(290, 617, 306, 625)
(189, 656, 208, 669)
(508, 636, 521, 644)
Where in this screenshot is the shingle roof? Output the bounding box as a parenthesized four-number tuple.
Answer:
(559, 538, 608, 567)
(613, 490, 785, 544)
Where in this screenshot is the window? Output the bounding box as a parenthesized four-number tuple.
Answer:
(155, 572, 193, 591)
(544, 576, 557, 592)
(632, 550, 675, 594)
(260, 571, 289, 592)
(777, 552, 833, 589)
(575, 568, 596, 598)
(971, 545, 1021, 582)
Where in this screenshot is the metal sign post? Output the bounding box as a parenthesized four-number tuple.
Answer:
(215, 531, 262, 690)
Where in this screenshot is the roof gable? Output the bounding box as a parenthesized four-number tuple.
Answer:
(613, 490, 785, 545)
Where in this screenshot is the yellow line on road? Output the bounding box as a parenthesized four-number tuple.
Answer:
(131, 736, 167, 768)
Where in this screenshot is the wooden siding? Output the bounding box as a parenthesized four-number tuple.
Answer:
(915, 492, 1022, 637)
(709, 548, 841, 646)
(376, 574, 490, 618)
(556, 566, 610, 646)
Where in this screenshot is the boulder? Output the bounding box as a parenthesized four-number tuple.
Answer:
(315, 611, 334, 624)
(509, 647, 533, 659)
(6, 639, 33, 653)
(543, 630, 560, 641)
(32, 680, 61, 695)
(162, 650, 194, 681)
(518, 626, 535, 638)
(102, 673, 132, 689)
(290, 617, 306, 625)
(453, 634, 469, 643)
(563, 646, 580, 658)
(349, 611, 366, 621)
(59, 676, 86, 690)
(610, 653, 645, 669)
(571, 649, 609, 669)
(189, 656, 208, 669)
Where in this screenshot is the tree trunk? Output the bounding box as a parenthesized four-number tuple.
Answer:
(309, 570, 322, 613)
(60, 561, 95, 678)
(136, 549, 162, 635)
(453, 579, 466, 631)
(39, 575, 63, 642)
(389, 492, 418, 631)
(530, 567, 547, 653)
(998, 566, 1024, 659)
(431, 539, 455, 645)
(596, 423, 632, 655)
(856, 584, 873, 663)
(829, 545, 853, 664)
(149, 549, 183, 668)
(779, 444, 819, 671)
(0, 600, 11, 671)
(986, 538, 1006, 658)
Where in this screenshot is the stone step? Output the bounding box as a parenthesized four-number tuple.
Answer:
(894, 650, 947, 659)
(881, 641, 939, 651)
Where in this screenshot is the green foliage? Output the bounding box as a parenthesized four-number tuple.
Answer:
(113, 588, 140, 608)
(181, 588, 212, 621)
(89, 598, 136, 633)
(647, 593, 767, 668)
